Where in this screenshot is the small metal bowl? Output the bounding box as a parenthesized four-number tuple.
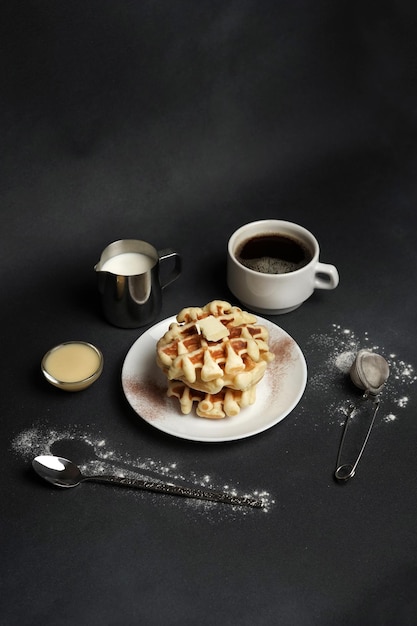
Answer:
(41, 341, 103, 392)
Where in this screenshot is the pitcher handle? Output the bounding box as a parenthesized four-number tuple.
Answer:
(158, 248, 182, 289)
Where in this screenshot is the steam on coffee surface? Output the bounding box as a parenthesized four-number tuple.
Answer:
(237, 234, 312, 274)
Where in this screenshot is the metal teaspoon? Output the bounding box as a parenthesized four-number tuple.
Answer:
(32, 455, 264, 508)
(335, 350, 390, 482)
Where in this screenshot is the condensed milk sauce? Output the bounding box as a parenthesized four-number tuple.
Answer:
(44, 343, 101, 384)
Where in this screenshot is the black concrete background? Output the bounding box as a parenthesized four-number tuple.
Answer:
(2, 2, 417, 624)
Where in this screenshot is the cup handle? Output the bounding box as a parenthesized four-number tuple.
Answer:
(158, 248, 182, 289)
(314, 262, 339, 290)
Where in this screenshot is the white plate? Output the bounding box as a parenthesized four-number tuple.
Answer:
(122, 316, 307, 443)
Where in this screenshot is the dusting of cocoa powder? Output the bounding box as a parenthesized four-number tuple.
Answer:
(123, 376, 171, 421)
(270, 337, 295, 371)
(265, 336, 297, 398)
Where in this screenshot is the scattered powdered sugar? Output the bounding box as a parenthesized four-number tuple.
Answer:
(334, 350, 357, 374)
(11, 425, 274, 518)
(304, 324, 416, 427)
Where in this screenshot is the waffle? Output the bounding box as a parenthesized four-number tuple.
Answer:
(157, 300, 274, 394)
(156, 300, 274, 395)
(167, 380, 257, 419)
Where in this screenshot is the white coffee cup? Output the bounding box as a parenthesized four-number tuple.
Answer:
(227, 220, 339, 314)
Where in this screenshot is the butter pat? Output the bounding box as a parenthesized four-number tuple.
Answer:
(197, 315, 230, 342)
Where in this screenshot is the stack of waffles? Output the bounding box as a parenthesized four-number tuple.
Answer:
(156, 300, 274, 419)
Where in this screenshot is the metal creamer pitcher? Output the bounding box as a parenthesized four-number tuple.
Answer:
(95, 239, 182, 328)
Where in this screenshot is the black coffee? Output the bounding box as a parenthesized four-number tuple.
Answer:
(236, 233, 313, 274)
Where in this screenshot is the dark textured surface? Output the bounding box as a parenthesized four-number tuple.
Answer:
(2, 2, 417, 624)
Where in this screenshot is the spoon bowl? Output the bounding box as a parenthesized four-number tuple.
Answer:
(33, 456, 83, 488)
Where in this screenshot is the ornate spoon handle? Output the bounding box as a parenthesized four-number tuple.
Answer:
(86, 474, 264, 508)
